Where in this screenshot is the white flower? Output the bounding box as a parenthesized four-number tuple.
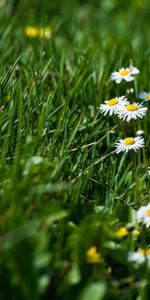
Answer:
(111, 66, 140, 84)
(128, 249, 150, 264)
(115, 136, 144, 153)
(99, 96, 128, 116)
(117, 102, 147, 121)
(128, 252, 145, 264)
(139, 91, 150, 101)
(147, 167, 150, 176)
(136, 203, 150, 227)
(136, 130, 144, 136)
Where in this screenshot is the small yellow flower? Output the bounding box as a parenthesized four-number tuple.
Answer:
(116, 227, 129, 238)
(86, 246, 101, 264)
(38, 27, 52, 39)
(25, 26, 39, 38)
(25, 26, 52, 39)
(131, 229, 140, 237)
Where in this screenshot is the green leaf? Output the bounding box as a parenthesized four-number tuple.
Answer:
(79, 282, 107, 300)
(66, 262, 81, 285)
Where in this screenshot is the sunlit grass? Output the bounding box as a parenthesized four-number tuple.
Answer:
(0, 1, 150, 299)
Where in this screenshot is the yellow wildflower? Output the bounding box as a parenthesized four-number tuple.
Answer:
(131, 229, 140, 237)
(25, 26, 39, 38)
(86, 246, 101, 264)
(38, 27, 52, 39)
(116, 227, 129, 238)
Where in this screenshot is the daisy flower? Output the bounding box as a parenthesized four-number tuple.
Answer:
(117, 102, 147, 121)
(128, 248, 150, 264)
(139, 92, 150, 101)
(115, 136, 144, 153)
(99, 96, 128, 116)
(136, 203, 150, 227)
(111, 66, 140, 84)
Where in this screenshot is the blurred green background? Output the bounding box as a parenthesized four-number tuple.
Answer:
(1, 0, 150, 47)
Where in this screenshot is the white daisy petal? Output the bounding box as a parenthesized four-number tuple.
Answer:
(128, 249, 150, 264)
(144, 218, 150, 228)
(128, 252, 145, 264)
(116, 78, 123, 84)
(136, 204, 150, 227)
(124, 75, 134, 82)
(115, 136, 144, 153)
(111, 71, 119, 78)
(129, 66, 140, 75)
(134, 68, 140, 74)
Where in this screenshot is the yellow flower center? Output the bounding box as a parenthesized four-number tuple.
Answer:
(126, 104, 138, 111)
(116, 227, 128, 237)
(119, 69, 130, 76)
(138, 248, 145, 255)
(123, 137, 135, 146)
(146, 94, 150, 100)
(107, 98, 119, 106)
(145, 249, 150, 255)
(146, 208, 150, 217)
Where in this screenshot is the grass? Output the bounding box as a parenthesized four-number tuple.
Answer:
(0, 0, 150, 299)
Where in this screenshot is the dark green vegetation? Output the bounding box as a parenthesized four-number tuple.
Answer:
(0, 1, 150, 299)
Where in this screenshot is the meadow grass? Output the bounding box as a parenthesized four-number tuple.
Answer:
(0, 1, 150, 299)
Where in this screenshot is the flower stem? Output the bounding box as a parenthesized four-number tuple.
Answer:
(132, 152, 139, 204)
